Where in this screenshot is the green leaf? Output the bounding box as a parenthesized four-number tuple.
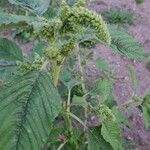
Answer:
(0, 38, 23, 61)
(59, 68, 73, 83)
(9, 0, 50, 15)
(99, 105, 122, 150)
(43, 5, 60, 19)
(0, 61, 17, 81)
(103, 93, 117, 109)
(141, 95, 150, 129)
(93, 79, 112, 101)
(72, 95, 88, 108)
(112, 106, 129, 126)
(128, 65, 137, 92)
(102, 7, 134, 25)
(76, 28, 99, 44)
(142, 106, 150, 129)
(0, 70, 61, 150)
(0, 12, 44, 31)
(88, 126, 112, 150)
(108, 25, 149, 59)
(95, 57, 111, 73)
(30, 40, 47, 60)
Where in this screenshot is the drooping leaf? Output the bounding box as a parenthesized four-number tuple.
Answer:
(128, 65, 137, 92)
(0, 70, 61, 150)
(0, 38, 23, 61)
(141, 94, 150, 129)
(93, 79, 113, 101)
(0, 12, 44, 31)
(98, 105, 122, 150)
(8, 0, 50, 15)
(72, 95, 88, 108)
(88, 126, 112, 150)
(108, 25, 149, 59)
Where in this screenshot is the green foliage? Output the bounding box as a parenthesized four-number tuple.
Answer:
(98, 105, 122, 150)
(71, 84, 85, 97)
(0, 38, 23, 61)
(141, 94, 150, 129)
(95, 57, 111, 73)
(0, 70, 61, 150)
(93, 79, 113, 102)
(112, 106, 129, 126)
(0, 12, 44, 31)
(88, 126, 112, 150)
(108, 25, 149, 59)
(12, 26, 33, 43)
(60, 5, 111, 45)
(8, 0, 50, 15)
(30, 41, 47, 60)
(72, 95, 88, 108)
(102, 7, 134, 25)
(0, 61, 17, 81)
(76, 28, 98, 48)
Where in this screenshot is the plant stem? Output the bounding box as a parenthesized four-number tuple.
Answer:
(51, 57, 65, 86)
(57, 140, 68, 150)
(52, 62, 62, 86)
(63, 90, 74, 148)
(76, 45, 88, 132)
(77, 52, 87, 93)
(67, 89, 71, 112)
(66, 89, 73, 133)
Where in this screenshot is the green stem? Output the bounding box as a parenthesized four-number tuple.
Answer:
(78, 54, 87, 93)
(63, 89, 75, 148)
(52, 62, 62, 86)
(66, 89, 73, 134)
(76, 45, 88, 132)
(57, 140, 68, 150)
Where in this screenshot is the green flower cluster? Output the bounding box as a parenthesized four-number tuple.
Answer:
(74, 0, 86, 7)
(17, 61, 42, 72)
(98, 105, 116, 122)
(59, 0, 71, 22)
(37, 19, 62, 42)
(61, 6, 111, 44)
(17, 54, 43, 72)
(60, 38, 76, 56)
(37, 0, 111, 64)
(44, 38, 75, 64)
(38, 0, 111, 45)
(73, 6, 111, 44)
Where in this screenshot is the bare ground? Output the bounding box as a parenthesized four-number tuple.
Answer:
(86, 0, 150, 149)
